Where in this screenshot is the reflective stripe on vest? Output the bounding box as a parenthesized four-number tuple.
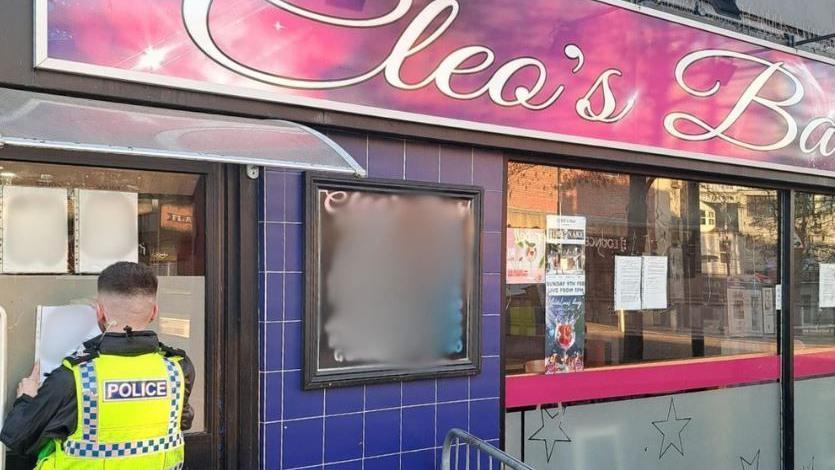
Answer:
(62, 357, 184, 458)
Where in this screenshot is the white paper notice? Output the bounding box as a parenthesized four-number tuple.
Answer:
(641, 256, 668, 310)
(762, 287, 776, 335)
(1, 186, 69, 273)
(775, 284, 782, 310)
(819, 264, 835, 308)
(36, 305, 101, 382)
(77, 189, 139, 273)
(614, 256, 642, 310)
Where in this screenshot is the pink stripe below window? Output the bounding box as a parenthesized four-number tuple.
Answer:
(505, 354, 780, 409)
(506, 349, 835, 409)
(795, 349, 835, 379)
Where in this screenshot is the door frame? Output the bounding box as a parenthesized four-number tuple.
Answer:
(0, 146, 259, 470)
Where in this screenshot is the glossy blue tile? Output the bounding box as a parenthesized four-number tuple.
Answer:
(401, 449, 435, 470)
(259, 322, 266, 371)
(482, 274, 501, 315)
(285, 223, 304, 272)
(265, 223, 285, 271)
(469, 399, 500, 441)
(325, 461, 362, 470)
(264, 171, 285, 222)
(364, 454, 400, 470)
(284, 273, 303, 321)
(365, 382, 401, 410)
(263, 372, 282, 421)
(283, 418, 324, 468)
(325, 414, 364, 462)
(266, 273, 284, 322)
(285, 172, 304, 224)
(482, 315, 500, 356)
(368, 137, 405, 179)
(328, 131, 368, 169)
(473, 149, 504, 191)
(440, 145, 472, 184)
(436, 402, 468, 446)
(364, 409, 401, 456)
(262, 422, 282, 470)
(283, 371, 323, 420)
(325, 386, 364, 414)
(403, 380, 435, 406)
(481, 231, 501, 275)
(483, 191, 503, 232)
(405, 141, 440, 182)
(470, 357, 500, 399)
(402, 405, 434, 451)
(437, 377, 468, 402)
(265, 322, 283, 372)
(283, 322, 302, 371)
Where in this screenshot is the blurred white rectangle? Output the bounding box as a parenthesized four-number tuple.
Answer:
(76, 189, 138, 273)
(159, 316, 191, 338)
(1, 186, 68, 273)
(35, 304, 100, 382)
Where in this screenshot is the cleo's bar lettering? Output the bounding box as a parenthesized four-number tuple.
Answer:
(104, 380, 169, 401)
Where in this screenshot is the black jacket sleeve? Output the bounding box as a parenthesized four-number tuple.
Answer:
(0, 367, 78, 456)
(178, 354, 196, 431)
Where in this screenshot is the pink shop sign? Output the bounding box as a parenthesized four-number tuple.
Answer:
(37, 0, 835, 175)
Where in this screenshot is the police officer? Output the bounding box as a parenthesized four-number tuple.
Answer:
(1, 262, 195, 469)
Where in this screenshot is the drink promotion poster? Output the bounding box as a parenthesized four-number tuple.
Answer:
(545, 216, 586, 374)
(506, 228, 546, 284)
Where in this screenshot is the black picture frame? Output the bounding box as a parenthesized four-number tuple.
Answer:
(304, 173, 483, 389)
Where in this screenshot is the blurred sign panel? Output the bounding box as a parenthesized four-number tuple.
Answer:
(305, 174, 482, 388)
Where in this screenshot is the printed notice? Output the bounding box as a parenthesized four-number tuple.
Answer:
(641, 256, 668, 310)
(819, 264, 835, 308)
(614, 256, 642, 310)
(546, 273, 586, 296)
(775, 284, 782, 310)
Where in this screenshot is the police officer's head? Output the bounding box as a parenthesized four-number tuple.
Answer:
(95, 262, 159, 332)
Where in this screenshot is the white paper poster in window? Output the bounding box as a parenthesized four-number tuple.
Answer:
(614, 256, 642, 311)
(76, 190, 138, 273)
(641, 256, 668, 310)
(0, 186, 68, 273)
(819, 264, 835, 308)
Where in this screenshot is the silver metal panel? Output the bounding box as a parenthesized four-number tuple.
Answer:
(0, 88, 365, 176)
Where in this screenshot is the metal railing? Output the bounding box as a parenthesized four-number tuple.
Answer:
(441, 428, 533, 470)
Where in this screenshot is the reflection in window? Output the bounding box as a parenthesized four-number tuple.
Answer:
(505, 163, 780, 374)
(793, 193, 835, 349)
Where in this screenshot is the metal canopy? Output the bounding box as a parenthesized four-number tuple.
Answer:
(0, 87, 365, 176)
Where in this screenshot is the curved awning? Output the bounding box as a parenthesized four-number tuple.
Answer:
(0, 87, 365, 176)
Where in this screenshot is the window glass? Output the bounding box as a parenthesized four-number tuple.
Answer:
(505, 163, 780, 374)
(792, 192, 835, 469)
(793, 192, 835, 350)
(0, 160, 206, 432)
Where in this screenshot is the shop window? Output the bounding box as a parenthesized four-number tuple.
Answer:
(792, 193, 835, 349)
(0, 160, 206, 432)
(505, 163, 780, 375)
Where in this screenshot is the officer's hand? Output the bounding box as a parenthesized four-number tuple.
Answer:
(16, 362, 40, 398)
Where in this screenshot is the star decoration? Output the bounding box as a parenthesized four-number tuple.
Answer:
(528, 407, 571, 463)
(651, 397, 692, 459)
(740, 450, 760, 470)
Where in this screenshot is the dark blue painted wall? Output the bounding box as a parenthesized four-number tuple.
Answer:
(258, 130, 504, 469)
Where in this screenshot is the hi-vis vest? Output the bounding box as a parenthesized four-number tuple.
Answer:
(35, 351, 186, 470)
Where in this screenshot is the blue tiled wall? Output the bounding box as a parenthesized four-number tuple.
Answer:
(258, 130, 504, 469)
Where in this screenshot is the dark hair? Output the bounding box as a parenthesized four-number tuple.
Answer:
(97, 262, 158, 297)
